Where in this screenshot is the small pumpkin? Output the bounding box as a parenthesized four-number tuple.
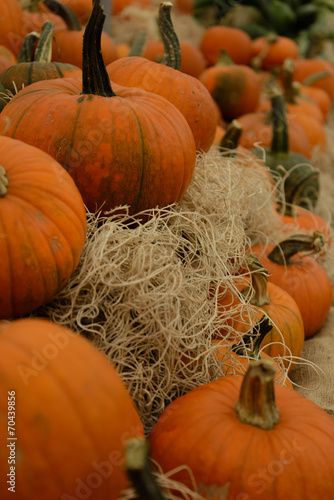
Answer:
(216, 254, 305, 370)
(149, 359, 334, 499)
(0, 136, 87, 319)
(106, 2, 218, 152)
(0, 21, 82, 95)
(0, 0, 196, 216)
(199, 25, 252, 66)
(0, 0, 25, 55)
(0, 318, 144, 499)
(250, 33, 299, 71)
(251, 231, 333, 339)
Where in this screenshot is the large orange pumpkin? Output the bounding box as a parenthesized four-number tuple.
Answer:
(0, 318, 144, 499)
(149, 360, 334, 499)
(0, 0, 24, 55)
(0, 0, 196, 216)
(0, 136, 87, 319)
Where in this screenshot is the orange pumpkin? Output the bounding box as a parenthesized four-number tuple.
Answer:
(0, 318, 144, 499)
(216, 255, 305, 370)
(0, 21, 82, 95)
(250, 34, 299, 71)
(251, 232, 333, 339)
(106, 3, 218, 152)
(198, 55, 262, 122)
(0, 0, 196, 216)
(0, 0, 25, 55)
(0, 136, 87, 319)
(200, 25, 252, 66)
(292, 58, 334, 100)
(149, 360, 334, 499)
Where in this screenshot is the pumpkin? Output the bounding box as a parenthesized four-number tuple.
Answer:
(198, 51, 262, 122)
(216, 254, 305, 370)
(21, 0, 67, 33)
(0, 0, 24, 55)
(0, 318, 144, 499)
(44, 0, 118, 68)
(106, 2, 218, 152)
(291, 57, 334, 100)
(0, 136, 86, 318)
(0, 0, 196, 216)
(0, 46, 17, 73)
(251, 86, 320, 210)
(199, 25, 252, 66)
(149, 359, 334, 499)
(212, 316, 293, 388)
(251, 231, 333, 339)
(0, 21, 82, 95)
(250, 33, 299, 71)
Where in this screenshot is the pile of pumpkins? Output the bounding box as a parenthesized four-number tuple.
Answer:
(1, 0, 334, 498)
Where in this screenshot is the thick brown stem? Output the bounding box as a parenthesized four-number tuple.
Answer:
(81, 0, 116, 97)
(125, 438, 167, 500)
(219, 120, 242, 153)
(157, 2, 181, 70)
(235, 359, 280, 430)
(267, 231, 327, 265)
(43, 0, 82, 31)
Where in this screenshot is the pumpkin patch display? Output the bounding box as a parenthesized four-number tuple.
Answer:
(0, 136, 87, 319)
(149, 360, 334, 499)
(0, 318, 144, 499)
(0, 0, 197, 216)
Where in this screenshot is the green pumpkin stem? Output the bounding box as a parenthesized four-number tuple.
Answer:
(241, 254, 270, 307)
(235, 359, 280, 430)
(276, 167, 320, 216)
(0, 166, 8, 197)
(128, 30, 147, 57)
(43, 0, 82, 31)
(269, 86, 289, 155)
(20, 0, 39, 12)
(157, 2, 181, 71)
(219, 120, 242, 154)
(28, 20, 55, 63)
(231, 316, 273, 357)
(17, 32, 40, 63)
(303, 70, 330, 87)
(125, 437, 167, 500)
(81, 0, 116, 97)
(267, 231, 327, 265)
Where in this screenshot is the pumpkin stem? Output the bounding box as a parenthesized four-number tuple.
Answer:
(276, 167, 320, 216)
(0, 166, 9, 197)
(81, 0, 116, 97)
(281, 58, 297, 104)
(125, 437, 167, 500)
(268, 85, 289, 155)
(231, 316, 273, 357)
(157, 2, 181, 71)
(43, 0, 82, 31)
(303, 70, 330, 87)
(267, 230, 327, 265)
(219, 120, 242, 154)
(17, 31, 40, 63)
(128, 30, 147, 57)
(20, 0, 40, 12)
(241, 254, 270, 307)
(235, 359, 280, 430)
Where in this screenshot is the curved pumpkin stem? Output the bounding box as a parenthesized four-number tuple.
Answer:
(81, 0, 116, 97)
(268, 85, 289, 155)
(235, 359, 280, 430)
(125, 437, 167, 500)
(43, 0, 82, 31)
(18, 20, 55, 64)
(231, 316, 273, 357)
(128, 30, 147, 57)
(0, 166, 9, 197)
(241, 254, 270, 307)
(157, 2, 181, 71)
(281, 58, 297, 104)
(267, 230, 327, 265)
